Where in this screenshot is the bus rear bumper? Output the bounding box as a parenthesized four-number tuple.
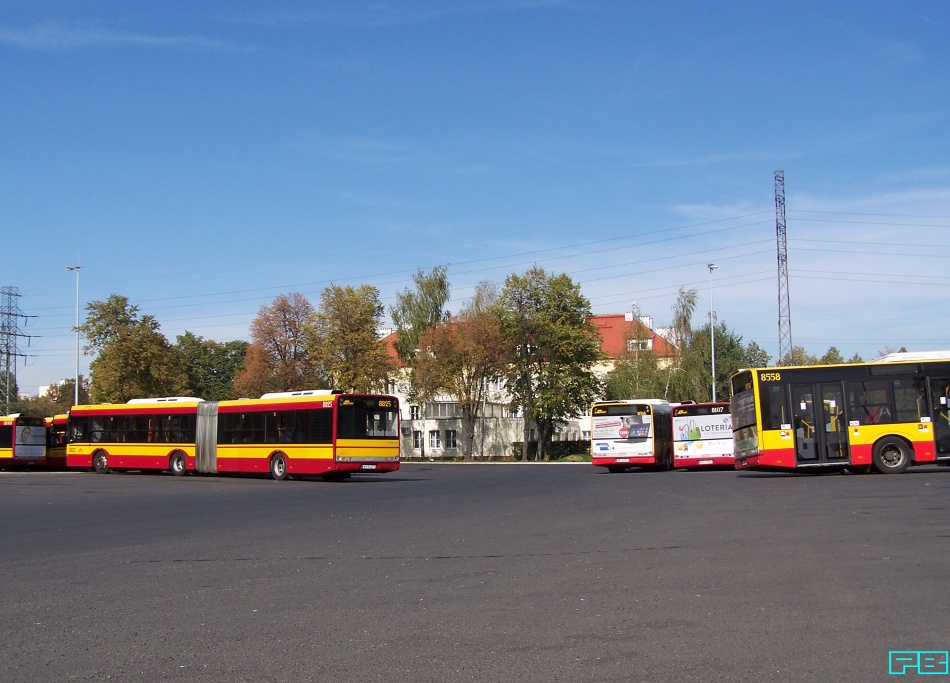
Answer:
(333, 461, 400, 474)
(673, 456, 735, 469)
(592, 456, 656, 469)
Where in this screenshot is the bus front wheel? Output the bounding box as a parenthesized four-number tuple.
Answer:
(270, 453, 289, 481)
(872, 438, 911, 474)
(169, 452, 187, 476)
(92, 451, 109, 474)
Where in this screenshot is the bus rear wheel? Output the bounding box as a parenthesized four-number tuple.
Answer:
(270, 453, 289, 481)
(92, 451, 109, 474)
(169, 452, 187, 476)
(872, 438, 911, 474)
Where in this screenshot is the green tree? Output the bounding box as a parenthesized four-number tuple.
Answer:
(414, 282, 506, 460)
(310, 284, 395, 392)
(819, 346, 845, 365)
(79, 295, 188, 402)
(692, 322, 755, 402)
(176, 332, 248, 400)
(8, 377, 90, 417)
(499, 267, 603, 461)
(779, 346, 819, 366)
(46, 376, 91, 409)
(390, 266, 450, 365)
(744, 341, 771, 368)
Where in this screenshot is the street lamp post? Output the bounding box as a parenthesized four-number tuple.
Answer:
(66, 266, 81, 405)
(707, 263, 718, 402)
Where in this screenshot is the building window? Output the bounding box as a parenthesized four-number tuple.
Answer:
(413, 431, 423, 449)
(409, 405, 421, 420)
(582, 430, 591, 441)
(626, 338, 654, 352)
(528, 428, 537, 442)
(445, 430, 457, 448)
(429, 430, 441, 449)
(428, 402, 457, 418)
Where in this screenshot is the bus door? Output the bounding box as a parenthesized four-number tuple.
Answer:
(790, 383, 849, 464)
(929, 378, 950, 457)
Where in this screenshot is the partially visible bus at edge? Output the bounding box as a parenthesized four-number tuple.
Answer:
(66, 391, 400, 480)
(730, 352, 950, 474)
(45, 414, 69, 469)
(0, 414, 47, 468)
(591, 399, 673, 472)
(671, 402, 734, 468)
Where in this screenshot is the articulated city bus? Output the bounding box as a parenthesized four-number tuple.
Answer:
(0, 415, 47, 468)
(590, 399, 673, 472)
(66, 391, 400, 480)
(671, 402, 734, 468)
(731, 353, 950, 474)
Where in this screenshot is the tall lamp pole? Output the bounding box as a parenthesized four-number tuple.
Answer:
(66, 266, 81, 405)
(707, 263, 718, 402)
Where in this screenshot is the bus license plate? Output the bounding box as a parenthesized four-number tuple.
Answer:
(360, 464, 377, 470)
(699, 459, 713, 465)
(616, 458, 629, 463)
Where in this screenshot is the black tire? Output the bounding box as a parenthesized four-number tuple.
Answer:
(270, 453, 289, 481)
(92, 451, 109, 474)
(872, 438, 911, 474)
(169, 451, 187, 476)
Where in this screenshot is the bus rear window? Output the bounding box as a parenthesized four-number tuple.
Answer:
(338, 400, 398, 439)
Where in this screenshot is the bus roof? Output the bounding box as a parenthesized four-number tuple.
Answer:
(871, 351, 950, 362)
(594, 398, 670, 406)
(259, 390, 334, 398)
(126, 397, 204, 404)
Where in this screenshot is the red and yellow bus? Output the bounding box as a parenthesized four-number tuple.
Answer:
(731, 354, 950, 474)
(671, 402, 734, 468)
(591, 399, 673, 472)
(66, 391, 400, 480)
(44, 414, 69, 469)
(0, 414, 47, 468)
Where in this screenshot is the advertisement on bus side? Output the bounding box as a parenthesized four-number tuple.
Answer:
(15, 424, 46, 460)
(592, 414, 654, 457)
(672, 413, 733, 458)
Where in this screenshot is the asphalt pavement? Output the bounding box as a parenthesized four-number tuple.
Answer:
(1, 463, 948, 682)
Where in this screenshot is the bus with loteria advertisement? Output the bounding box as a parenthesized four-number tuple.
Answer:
(671, 402, 734, 468)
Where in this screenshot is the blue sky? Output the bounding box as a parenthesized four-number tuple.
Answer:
(3, 0, 949, 395)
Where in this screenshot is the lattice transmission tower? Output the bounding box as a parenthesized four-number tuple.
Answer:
(1, 286, 32, 413)
(775, 171, 792, 363)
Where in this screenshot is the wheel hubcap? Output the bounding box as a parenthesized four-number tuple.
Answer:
(883, 447, 902, 467)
